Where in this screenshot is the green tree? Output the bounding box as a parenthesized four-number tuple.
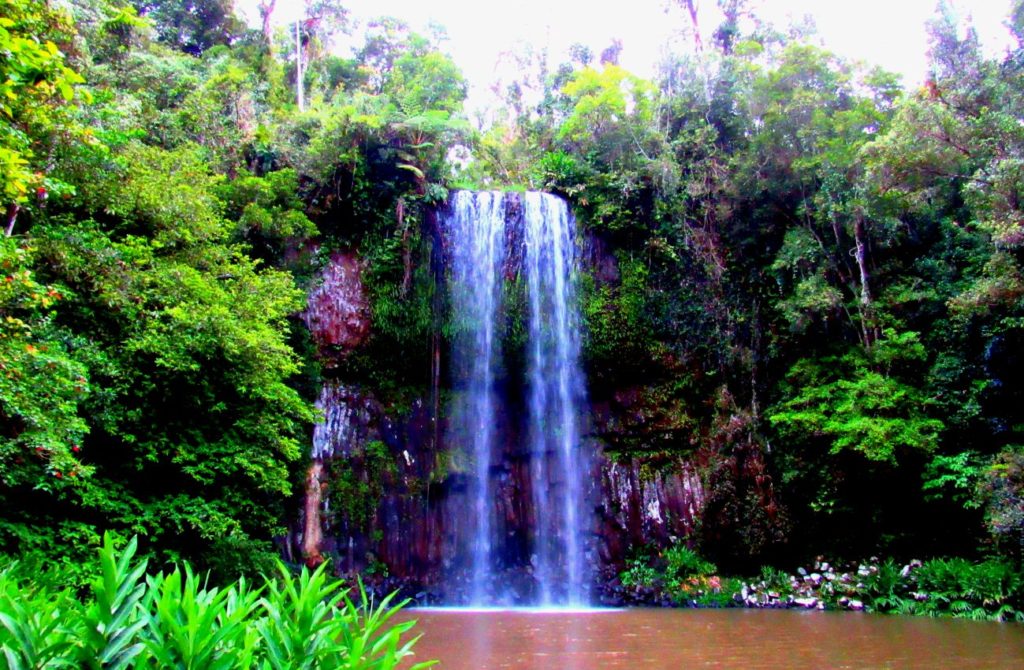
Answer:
(0, 0, 89, 235)
(130, 0, 245, 56)
(770, 331, 943, 463)
(0, 237, 90, 489)
(2, 143, 314, 576)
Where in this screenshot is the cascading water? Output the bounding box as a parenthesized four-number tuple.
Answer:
(523, 193, 588, 606)
(445, 190, 590, 606)
(446, 191, 506, 605)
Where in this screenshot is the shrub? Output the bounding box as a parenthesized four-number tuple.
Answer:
(0, 564, 77, 668)
(863, 559, 906, 612)
(758, 566, 794, 597)
(675, 575, 743, 607)
(664, 546, 717, 583)
(619, 558, 658, 588)
(914, 557, 1022, 621)
(619, 544, 722, 600)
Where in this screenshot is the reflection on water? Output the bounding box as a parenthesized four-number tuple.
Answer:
(398, 608, 1024, 669)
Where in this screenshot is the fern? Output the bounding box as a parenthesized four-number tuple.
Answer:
(988, 603, 1020, 623)
(949, 599, 972, 614)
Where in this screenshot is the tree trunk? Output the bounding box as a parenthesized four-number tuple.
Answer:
(301, 459, 325, 568)
(853, 215, 879, 349)
(258, 0, 277, 44)
(295, 19, 304, 111)
(678, 0, 704, 54)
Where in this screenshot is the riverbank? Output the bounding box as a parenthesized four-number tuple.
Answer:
(607, 552, 1024, 622)
(356, 551, 1023, 622)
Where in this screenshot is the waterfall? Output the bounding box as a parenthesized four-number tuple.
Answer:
(445, 190, 589, 606)
(447, 191, 506, 605)
(523, 193, 588, 606)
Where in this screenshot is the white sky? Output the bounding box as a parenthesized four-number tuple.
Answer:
(238, 0, 1017, 110)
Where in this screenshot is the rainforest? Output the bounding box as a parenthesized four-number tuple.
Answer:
(2, 0, 1024, 666)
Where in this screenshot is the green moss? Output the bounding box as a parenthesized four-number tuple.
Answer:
(326, 440, 397, 531)
(580, 257, 660, 378)
(363, 223, 436, 346)
(429, 451, 451, 483)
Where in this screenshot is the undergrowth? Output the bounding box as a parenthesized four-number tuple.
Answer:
(0, 534, 434, 669)
(618, 544, 1024, 621)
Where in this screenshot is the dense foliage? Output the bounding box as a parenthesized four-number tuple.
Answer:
(0, 0, 465, 579)
(469, 0, 1024, 570)
(0, 533, 431, 668)
(1, 0, 1023, 616)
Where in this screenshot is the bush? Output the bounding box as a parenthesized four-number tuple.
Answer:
(758, 566, 795, 597)
(913, 557, 1022, 621)
(776, 556, 1024, 621)
(619, 557, 658, 588)
(863, 558, 906, 612)
(618, 544, 729, 605)
(664, 546, 717, 583)
(674, 575, 743, 607)
(0, 533, 434, 669)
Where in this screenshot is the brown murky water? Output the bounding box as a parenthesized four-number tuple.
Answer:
(397, 608, 1024, 669)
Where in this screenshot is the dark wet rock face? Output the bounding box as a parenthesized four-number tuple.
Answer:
(291, 382, 711, 603)
(596, 457, 705, 560)
(303, 251, 370, 364)
(581, 230, 619, 285)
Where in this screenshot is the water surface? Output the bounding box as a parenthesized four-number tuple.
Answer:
(400, 608, 1024, 669)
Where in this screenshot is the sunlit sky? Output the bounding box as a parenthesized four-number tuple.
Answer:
(238, 0, 1016, 109)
